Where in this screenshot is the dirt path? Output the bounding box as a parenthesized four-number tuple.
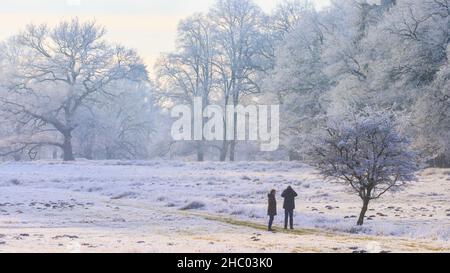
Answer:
(109, 198, 450, 253)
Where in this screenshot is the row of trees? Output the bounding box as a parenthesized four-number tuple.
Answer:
(156, 0, 449, 165)
(270, 0, 449, 166)
(0, 0, 449, 166)
(156, 0, 273, 161)
(156, 0, 450, 166)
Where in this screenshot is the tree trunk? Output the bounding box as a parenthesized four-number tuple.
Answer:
(289, 149, 300, 161)
(357, 198, 370, 226)
(229, 140, 236, 161)
(62, 132, 75, 161)
(197, 141, 204, 162)
(197, 151, 204, 161)
(229, 108, 238, 161)
(220, 141, 228, 161)
(220, 116, 228, 161)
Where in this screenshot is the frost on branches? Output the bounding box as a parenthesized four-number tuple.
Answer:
(310, 110, 418, 225)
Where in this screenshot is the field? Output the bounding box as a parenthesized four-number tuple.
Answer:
(0, 160, 449, 253)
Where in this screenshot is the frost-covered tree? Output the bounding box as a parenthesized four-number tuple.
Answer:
(310, 110, 418, 225)
(0, 18, 147, 161)
(210, 0, 270, 161)
(72, 81, 156, 160)
(356, 0, 448, 108)
(415, 45, 450, 167)
(323, 0, 387, 116)
(156, 14, 216, 161)
(271, 0, 314, 40)
(353, 0, 448, 164)
(315, 0, 449, 166)
(267, 3, 328, 159)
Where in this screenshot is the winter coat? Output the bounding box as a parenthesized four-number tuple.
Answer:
(281, 187, 298, 210)
(267, 193, 277, 216)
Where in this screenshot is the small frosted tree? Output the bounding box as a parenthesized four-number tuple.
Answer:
(310, 110, 418, 225)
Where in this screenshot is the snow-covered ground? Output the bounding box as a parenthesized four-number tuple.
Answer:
(0, 160, 449, 252)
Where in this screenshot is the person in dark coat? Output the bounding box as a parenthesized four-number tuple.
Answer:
(281, 186, 297, 229)
(267, 189, 277, 231)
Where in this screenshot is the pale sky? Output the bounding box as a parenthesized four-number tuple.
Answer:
(0, 0, 331, 70)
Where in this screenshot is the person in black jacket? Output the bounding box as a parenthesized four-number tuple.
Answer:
(267, 189, 277, 231)
(281, 186, 297, 229)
